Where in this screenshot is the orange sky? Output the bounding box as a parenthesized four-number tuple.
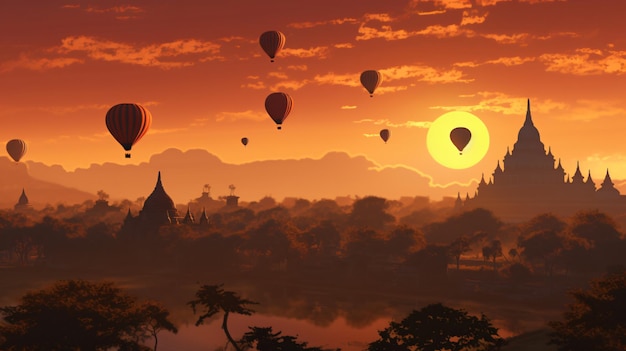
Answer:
(1, 0, 625, 198)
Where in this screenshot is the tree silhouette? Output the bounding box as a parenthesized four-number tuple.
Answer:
(549, 270, 626, 350)
(349, 196, 395, 230)
(448, 235, 472, 271)
(240, 326, 339, 351)
(188, 284, 258, 351)
(137, 301, 178, 351)
(482, 239, 503, 272)
(0, 280, 176, 351)
(368, 303, 504, 351)
(423, 208, 502, 244)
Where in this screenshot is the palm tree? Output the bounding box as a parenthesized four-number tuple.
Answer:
(188, 284, 258, 351)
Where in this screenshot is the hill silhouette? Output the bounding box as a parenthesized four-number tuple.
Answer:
(24, 148, 474, 205)
(0, 157, 97, 209)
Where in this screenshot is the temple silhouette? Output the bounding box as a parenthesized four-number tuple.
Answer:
(120, 172, 239, 236)
(458, 100, 626, 222)
(14, 188, 32, 212)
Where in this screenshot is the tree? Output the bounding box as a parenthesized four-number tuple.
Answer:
(482, 239, 503, 272)
(423, 208, 502, 246)
(448, 235, 472, 271)
(368, 303, 504, 350)
(518, 229, 568, 277)
(136, 301, 178, 351)
(0, 279, 176, 351)
(549, 271, 626, 350)
(188, 284, 258, 351)
(240, 326, 339, 351)
(349, 196, 395, 230)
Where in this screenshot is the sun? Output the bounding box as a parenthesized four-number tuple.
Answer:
(426, 111, 489, 169)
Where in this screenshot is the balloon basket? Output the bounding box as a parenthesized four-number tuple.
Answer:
(125, 153, 131, 158)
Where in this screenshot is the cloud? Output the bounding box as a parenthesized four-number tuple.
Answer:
(454, 56, 536, 68)
(309, 64, 470, 94)
(288, 17, 358, 29)
(433, 0, 472, 10)
(430, 91, 566, 115)
(481, 33, 530, 44)
(539, 48, 626, 75)
(287, 65, 308, 71)
(334, 43, 354, 49)
(561, 99, 626, 122)
(268, 71, 289, 79)
(241, 81, 266, 90)
(63, 4, 144, 20)
(460, 10, 488, 25)
(0, 55, 83, 73)
(280, 47, 331, 59)
(215, 110, 267, 122)
(380, 64, 472, 84)
(341, 105, 357, 110)
(354, 118, 432, 128)
(270, 80, 309, 91)
(416, 10, 447, 16)
(57, 36, 222, 69)
(356, 24, 413, 41)
(432, 94, 625, 122)
(147, 127, 188, 135)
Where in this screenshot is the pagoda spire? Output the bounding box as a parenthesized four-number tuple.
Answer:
(524, 99, 533, 126)
(572, 161, 584, 184)
(602, 169, 614, 187)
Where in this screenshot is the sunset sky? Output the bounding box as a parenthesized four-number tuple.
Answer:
(2, 0, 625, 197)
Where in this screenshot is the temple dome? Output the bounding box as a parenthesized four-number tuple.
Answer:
(513, 99, 545, 153)
(141, 172, 178, 222)
(517, 107, 540, 142)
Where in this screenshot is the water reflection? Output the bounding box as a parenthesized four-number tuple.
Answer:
(159, 314, 390, 351)
(0, 269, 563, 350)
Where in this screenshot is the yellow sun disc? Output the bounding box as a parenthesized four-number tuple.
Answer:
(426, 111, 489, 169)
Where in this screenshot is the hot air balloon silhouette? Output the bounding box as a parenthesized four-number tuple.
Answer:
(360, 70, 382, 97)
(6, 139, 27, 162)
(259, 30, 286, 62)
(450, 127, 472, 155)
(241, 137, 249, 147)
(379, 129, 390, 143)
(105, 103, 152, 158)
(265, 92, 293, 130)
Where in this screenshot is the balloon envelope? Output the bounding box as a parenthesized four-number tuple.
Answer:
(265, 92, 293, 130)
(360, 70, 382, 97)
(259, 30, 286, 62)
(6, 139, 27, 162)
(379, 129, 390, 143)
(241, 137, 249, 146)
(105, 103, 152, 158)
(450, 127, 472, 154)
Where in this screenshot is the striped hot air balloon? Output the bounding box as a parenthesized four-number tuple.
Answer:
(360, 70, 382, 97)
(265, 92, 293, 130)
(259, 30, 286, 62)
(6, 139, 27, 162)
(105, 103, 152, 158)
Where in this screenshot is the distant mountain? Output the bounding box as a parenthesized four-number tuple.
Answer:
(0, 157, 97, 210)
(24, 148, 474, 205)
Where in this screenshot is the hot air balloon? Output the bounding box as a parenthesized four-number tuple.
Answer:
(265, 92, 293, 130)
(360, 70, 382, 97)
(6, 139, 27, 162)
(450, 127, 472, 154)
(379, 129, 390, 143)
(105, 103, 152, 158)
(241, 137, 249, 147)
(259, 30, 286, 62)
